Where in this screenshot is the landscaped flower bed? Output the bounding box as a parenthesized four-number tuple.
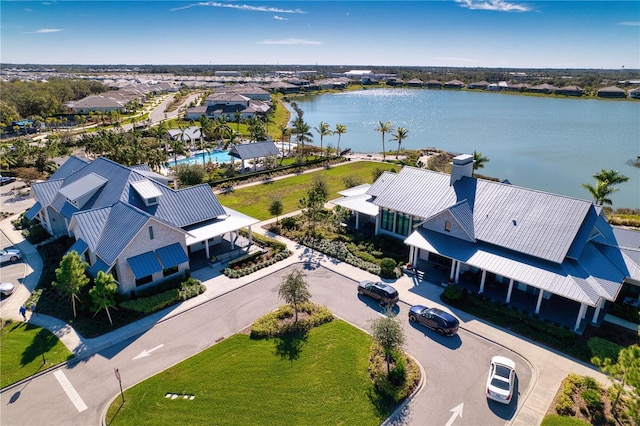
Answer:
(223, 249, 292, 278)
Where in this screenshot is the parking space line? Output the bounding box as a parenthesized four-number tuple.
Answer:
(53, 371, 88, 412)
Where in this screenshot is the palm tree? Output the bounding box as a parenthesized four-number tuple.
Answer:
(582, 180, 617, 206)
(292, 115, 313, 160)
(375, 121, 393, 160)
(314, 121, 333, 157)
(390, 126, 409, 159)
(472, 150, 490, 176)
(592, 169, 629, 186)
(234, 110, 242, 132)
(198, 116, 212, 166)
(334, 124, 347, 156)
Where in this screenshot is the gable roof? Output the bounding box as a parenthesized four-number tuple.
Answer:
(228, 141, 279, 160)
(371, 166, 593, 264)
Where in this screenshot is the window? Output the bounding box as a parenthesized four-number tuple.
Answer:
(445, 220, 451, 232)
(135, 275, 153, 287)
(148, 226, 154, 240)
(381, 208, 394, 232)
(163, 266, 179, 277)
(146, 197, 158, 206)
(395, 212, 411, 236)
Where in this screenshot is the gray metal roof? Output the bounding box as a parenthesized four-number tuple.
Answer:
(131, 180, 163, 200)
(49, 156, 89, 181)
(337, 183, 371, 197)
(228, 141, 279, 160)
(58, 172, 108, 202)
(405, 228, 622, 306)
(95, 202, 151, 265)
(366, 171, 397, 197)
(70, 207, 111, 251)
(30, 180, 63, 208)
(330, 194, 379, 217)
(372, 166, 593, 264)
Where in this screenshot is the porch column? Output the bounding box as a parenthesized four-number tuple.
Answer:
(506, 279, 514, 303)
(449, 260, 456, 281)
(241, 159, 245, 172)
(535, 289, 544, 314)
(592, 298, 604, 324)
(412, 248, 419, 266)
(409, 246, 415, 265)
(375, 213, 380, 235)
(204, 239, 210, 259)
(454, 261, 461, 284)
(392, 211, 397, 234)
(355, 212, 360, 230)
(248, 226, 253, 245)
(230, 231, 235, 249)
(479, 270, 487, 294)
(575, 303, 587, 331)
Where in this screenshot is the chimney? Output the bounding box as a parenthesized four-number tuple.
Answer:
(450, 154, 475, 185)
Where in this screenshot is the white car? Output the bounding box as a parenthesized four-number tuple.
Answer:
(486, 356, 516, 404)
(0, 282, 15, 296)
(0, 248, 22, 263)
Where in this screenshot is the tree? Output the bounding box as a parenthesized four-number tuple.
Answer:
(314, 121, 333, 157)
(592, 344, 640, 419)
(234, 110, 242, 132)
(375, 121, 393, 160)
(278, 268, 311, 324)
(53, 251, 89, 318)
(472, 150, 490, 174)
(582, 168, 629, 206)
(370, 309, 406, 374)
(299, 183, 327, 237)
(269, 198, 283, 224)
(292, 115, 313, 160)
(390, 126, 409, 159)
(197, 115, 211, 166)
(89, 271, 118, 326)
(334, 123, 347, 156)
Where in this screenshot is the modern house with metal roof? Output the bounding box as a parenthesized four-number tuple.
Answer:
(26, 157, 259, 295)
(228, 141, 280, 173)
(335, 154, 640, 331)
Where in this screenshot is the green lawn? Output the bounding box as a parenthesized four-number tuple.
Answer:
(217, 161, 399, 220)
(106, 320, 390, 426)
(0, 320, 74, 388)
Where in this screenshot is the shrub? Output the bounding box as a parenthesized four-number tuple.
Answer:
(228, 250, 264, 269)
(442, 284, 463, 301)
(342, 174, 362, 188)
(120, 289, 180, 314)
(250, 303, 333, 339)
(379, 258, 397, 279)
(587, 336, 623, 363)
(280, 216, 297, 230)
(581, 388, 603, 412)
(178, 278, 205, 300)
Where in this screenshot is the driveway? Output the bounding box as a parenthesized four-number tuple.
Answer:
(0, 264, 531, 426)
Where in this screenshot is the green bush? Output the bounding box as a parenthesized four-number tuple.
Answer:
(587, 336, 623, 363)
(120, 289, 179, 314)
(228, 250, 264, 268)
(388, 351, 407, 386)
(250, 303, 334, 339)
(178, 278, 205, 300)
(442, 284, 463, 301)
(379, 258, 397, 279)
(581, 388, 603, 412)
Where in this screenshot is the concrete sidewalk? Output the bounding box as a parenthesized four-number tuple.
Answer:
(0, 214, 608, 426)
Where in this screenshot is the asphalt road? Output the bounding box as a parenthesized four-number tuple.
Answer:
(0, 264, 531, 426)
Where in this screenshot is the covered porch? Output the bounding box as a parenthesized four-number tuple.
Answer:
(405, 228, 618, 332)
(184, 207, 260, 269)
(330, 184, 378, 232)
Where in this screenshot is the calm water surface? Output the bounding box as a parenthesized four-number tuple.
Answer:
(291, 89, 640, 209)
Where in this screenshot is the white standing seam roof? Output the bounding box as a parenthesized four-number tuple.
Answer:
(405, 228, 624, 306)
(58, 172, 108, 201)
(372, 166, 593, 264)
(184, 207, 260, 246)
(330, 194, 379, 217)
(337, 184, 371, 197)
(131, 180, 163, 200)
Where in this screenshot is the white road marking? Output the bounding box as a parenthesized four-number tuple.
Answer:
(53, 370, 88, 412)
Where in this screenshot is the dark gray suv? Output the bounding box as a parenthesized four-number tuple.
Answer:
(358, 281, 399, 306)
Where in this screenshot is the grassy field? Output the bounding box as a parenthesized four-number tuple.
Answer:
(217, 161, 399, 220)
(1, 320, 73, 388)
(106, 320, 389, 426)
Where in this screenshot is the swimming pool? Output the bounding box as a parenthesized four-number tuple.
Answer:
(175, 150, 235, 166)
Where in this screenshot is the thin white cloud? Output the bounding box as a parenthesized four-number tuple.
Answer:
(618, 21, 640, 26)
(171, 2, 306, 14)
(257, 38, 321, 45)
(273, 15, 288, 21)
(455, 0, 532, 12)
(24, 28, 63, 34)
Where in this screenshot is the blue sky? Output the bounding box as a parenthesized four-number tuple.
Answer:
(2, 1, 639, 68)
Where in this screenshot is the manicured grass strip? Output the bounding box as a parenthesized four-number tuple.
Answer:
(1, 320, 74, 388)
(541, 414, 591, 426)
(217, 161, 399, 220)
(107, 320, 388, 426)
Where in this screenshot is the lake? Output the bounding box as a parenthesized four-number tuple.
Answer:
(290, 89, 640, 209)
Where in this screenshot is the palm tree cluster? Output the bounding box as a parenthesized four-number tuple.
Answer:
(375, 121, 409, 160)
(288, 114, 348, 160)
(582, 169, 630, 206)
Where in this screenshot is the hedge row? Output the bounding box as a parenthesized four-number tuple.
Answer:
(250, 302, 334, 339)
(300, 237, 381, 275)
(120, 278, 205, 314)
(223, 250, 292, 279)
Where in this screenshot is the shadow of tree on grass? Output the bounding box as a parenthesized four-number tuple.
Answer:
(274, 325, 309, 361)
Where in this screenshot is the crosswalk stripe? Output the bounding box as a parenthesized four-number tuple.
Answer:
(53, 371, 88, 412)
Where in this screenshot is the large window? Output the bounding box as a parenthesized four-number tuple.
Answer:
(381, 208, 395, 232)
(163, 266, 179, 277)
(395, 212, 411, 236)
